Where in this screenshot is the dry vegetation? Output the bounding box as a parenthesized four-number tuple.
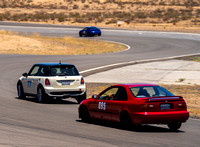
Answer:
(86, 83, 200, 118)
(0, 0, 200, 32)
(163, 84, 200, 118)
(0, 30, 126, 55)
(177, 55, 200, 62)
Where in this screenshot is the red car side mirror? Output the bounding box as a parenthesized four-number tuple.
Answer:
(92, 94, 97, 99)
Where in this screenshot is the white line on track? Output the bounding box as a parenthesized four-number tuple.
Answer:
(101, 40, 131, 53)
(102, 28, 200, 36)
(1, 24, 200, 37)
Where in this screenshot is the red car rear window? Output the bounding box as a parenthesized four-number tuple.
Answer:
(129, 86, 174, 98)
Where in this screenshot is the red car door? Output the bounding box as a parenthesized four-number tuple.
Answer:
(110, 87, 128, 122)
(88, 87, 120, 121)
(89, 99, 113, 121)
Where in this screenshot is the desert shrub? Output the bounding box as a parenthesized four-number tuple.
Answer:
(137, 20, 148, 23)
(149, 8, 163, 18)
(184, 0, 199, 7)
(84, 4, 89, 9)
(196, 9, 200, 18)
(92, 0, 100, 3)
(180, 9, 193, 20)
(3, 11, 11, 20)
(159, 1, 166, 5)
(192, 19, 200, 25)
(95, 17, 104, 23)
(113, 11, 132, 19)
(47, 4, 58, 9)
(135, 12, 147, 19)
(0, 14, 3, 21)
(75, 18, 87, 23)
(106, 0, 116, 3)
(69, 12, 80, 18)
(81, 0, 86, 3)
(12, 14, 21, 21)
(60, 6, 68, 9)
(73, 4, 79, 9)
(58, 13, 66, 22)
(163, 8, 179, 22)
(34, 12, 48, 20)
(106, 19, 117, 24)
(64, 0, 73, 2)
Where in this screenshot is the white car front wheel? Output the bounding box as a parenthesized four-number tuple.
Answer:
(17, 82, 25, 99)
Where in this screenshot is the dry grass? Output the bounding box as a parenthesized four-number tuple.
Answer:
(162, 84, 200, 118)
(177, 55, 200, 62)
(0, 30, 126, 55)
(86, 83, 200, 118)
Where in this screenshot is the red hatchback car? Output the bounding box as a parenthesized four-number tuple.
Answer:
(79, 83, 189, 131)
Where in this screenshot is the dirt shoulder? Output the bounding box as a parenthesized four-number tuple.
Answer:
(0, 31, 126, 55)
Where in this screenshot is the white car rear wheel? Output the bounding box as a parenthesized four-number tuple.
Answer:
(37, 87, 46, 103)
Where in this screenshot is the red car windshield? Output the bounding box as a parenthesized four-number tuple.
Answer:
(129, 86, 174, 98)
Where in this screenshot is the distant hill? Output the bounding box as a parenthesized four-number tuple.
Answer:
(0, 0, 200, 31)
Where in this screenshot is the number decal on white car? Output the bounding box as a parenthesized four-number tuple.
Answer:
(27, 81, 32, 87)
(98, 102, 106, 110)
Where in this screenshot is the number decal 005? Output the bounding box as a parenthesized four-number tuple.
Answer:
(98, 102, 106, 110)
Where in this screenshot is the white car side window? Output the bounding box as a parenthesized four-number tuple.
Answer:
(30, 66, 40, 76)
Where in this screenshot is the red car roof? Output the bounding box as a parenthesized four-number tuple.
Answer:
(113, 83, 159, 87)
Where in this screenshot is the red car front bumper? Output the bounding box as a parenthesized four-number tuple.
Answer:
(131, 110, 189, 124)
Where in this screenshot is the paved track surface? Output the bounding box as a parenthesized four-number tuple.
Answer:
(0, 22, 200, 146)
(85, 60, 200, 85)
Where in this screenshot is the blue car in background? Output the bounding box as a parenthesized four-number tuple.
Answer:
(79, 26, 101, 37)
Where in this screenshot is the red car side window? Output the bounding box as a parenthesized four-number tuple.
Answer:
(98, 87, 119, 100)
(98, 87, 127, 101)
(114, 87, 128, 101)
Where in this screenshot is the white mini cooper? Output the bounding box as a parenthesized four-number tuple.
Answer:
(17, 62, 86, 103)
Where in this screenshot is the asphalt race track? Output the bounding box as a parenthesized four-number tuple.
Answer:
(0, 22, 200, 146)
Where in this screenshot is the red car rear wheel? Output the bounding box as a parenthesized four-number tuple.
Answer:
(167, 122, 182, 131)
(120, 112, 132, 129)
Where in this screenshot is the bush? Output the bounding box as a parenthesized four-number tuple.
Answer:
(135, 12, 147, 19)
(163, 8, 179, 22)
(58, 14, 65, 22)
(73, 4, 79, 9)
(106, 19, 117, 24)
(196, 9, 200, 18)
(149, 9, 163, 18)
(0, 14, 3, 21)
